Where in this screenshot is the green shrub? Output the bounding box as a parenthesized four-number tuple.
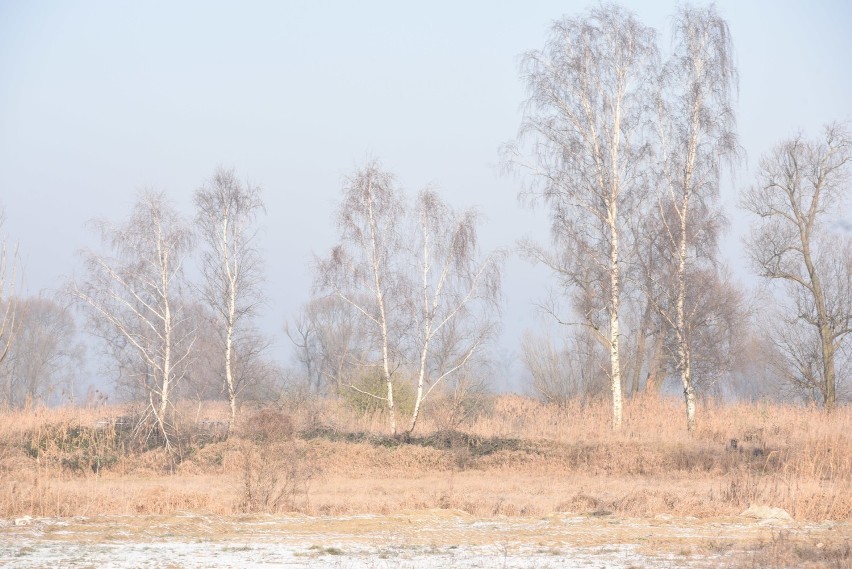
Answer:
(25, 421, 123, 473)
(342, 370, 416, 417)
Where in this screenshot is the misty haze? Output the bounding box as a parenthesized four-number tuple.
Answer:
(1, 1, 850, 568)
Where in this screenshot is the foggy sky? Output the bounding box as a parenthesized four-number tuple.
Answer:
(1, 1, 850, 392)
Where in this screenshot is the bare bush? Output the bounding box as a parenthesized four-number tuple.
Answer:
(522, 329, 608, 405)
(237, 440, 317, 513)
(237, 407, 294, 443)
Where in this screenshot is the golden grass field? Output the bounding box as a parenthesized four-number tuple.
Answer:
(1, 395, 850, 567)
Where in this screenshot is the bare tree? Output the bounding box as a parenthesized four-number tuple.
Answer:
(195, 167, 266, 430)
(683, 266, 748, 396)
(0, 296, 85, 407)
(316, 163, 502, 436)
(316, 162, 406, 435)
(654, 4, 739, 432)
(624, 199, 671, 396)
(285, 309, 321, 394)
(742, 123, 852, 410)
(71, 191, 194, 448)
(506, 3, 658, 429)
(406, 189, 502, 434)
(770, 315, 828, 402)
(286, 295, 364, 395)
(724, 321, 788, 402)
(522, 327, 608, 405)
(177, 301, 228, 402)
(0, 208, 18, 371)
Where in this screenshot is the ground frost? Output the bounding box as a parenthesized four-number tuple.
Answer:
(0, 512, 843, 568)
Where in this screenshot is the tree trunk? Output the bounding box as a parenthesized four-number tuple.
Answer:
(408, 299, 429, 432)
(386, 371, 396, 436)
(805, 248, 836, 413)
(644, 332, 664, 394)
(632, 302, 652, 396)
(223, 214, 239, 433)
(225, 321, 236, 432)
(680, 344, 696, 433)
(819, 324, 836, 412)
(676, 185, 696, 434)
(365, 175, 397, 436)
(378, 283, 395, 435)
(158, 246, 173, 448)
(675, 201, 695, 432)
(684, 369, 697, 433)
(408, 288, 430, 435)
(408, 227, 432, 436)
(408, 347, 428, 435)
(609, 227, 622, 430)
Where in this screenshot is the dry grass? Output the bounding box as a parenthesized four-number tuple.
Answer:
(0, 395, 849, 523)
(744, 529, 852, 569)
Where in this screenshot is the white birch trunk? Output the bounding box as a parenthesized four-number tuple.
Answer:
(674, 76, 702, 434)
(225, 318, 236, 427)
(608, 79, 624, 431)
(222, 214, 239, 431)
(609, 209, 622, 431)
(366, 176, 396, 436)
(676, 184, 695, 434)
(158, 245, 173, 447)
(408, 227, 431, 435)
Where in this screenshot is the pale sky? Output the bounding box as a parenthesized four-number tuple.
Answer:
(1, 1, 850, 391)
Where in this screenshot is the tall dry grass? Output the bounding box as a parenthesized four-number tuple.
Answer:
(0, 395, 849, 521)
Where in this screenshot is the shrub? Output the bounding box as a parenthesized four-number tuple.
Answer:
(25, 421, 123, 474)
(342, 370, 416, 418)
(237, 408, 294, 443)
(237, 440, 317, 513)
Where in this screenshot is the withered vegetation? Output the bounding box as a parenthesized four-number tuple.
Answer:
(0, 395, 849, 523)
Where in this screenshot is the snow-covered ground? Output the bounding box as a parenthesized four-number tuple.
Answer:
(0, 511, 842, 568)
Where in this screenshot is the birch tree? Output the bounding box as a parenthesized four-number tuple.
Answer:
(406, 189, 502, 434)
(71, 191, 194, 448)
(742, 123, 852, 410)
(195, 167, 266, 430)
(655, 4, 739, 433)
(316, 163, 405, 435)
(316, 163, 502, 436)
(508, 4, 657, 429)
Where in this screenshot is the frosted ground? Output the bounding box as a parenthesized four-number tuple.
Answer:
(2, 510, 846, 568)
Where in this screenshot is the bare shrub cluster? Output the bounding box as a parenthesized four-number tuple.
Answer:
(236, 440, 316, 514)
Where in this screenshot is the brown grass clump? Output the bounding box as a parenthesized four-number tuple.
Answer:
(0, 395, 849, 522)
